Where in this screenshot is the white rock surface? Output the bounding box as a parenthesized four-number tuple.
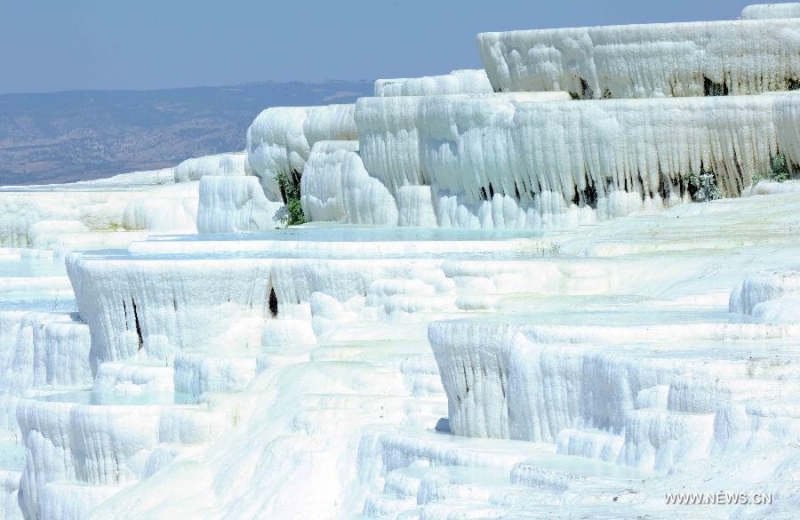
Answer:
(5, 8, 800, 520)
(197, 176, 284, 233)
(300, 141, 398, 225)
(478, 19, 800, 98)
(173, 152, 247, 183)
(357, 92, 795, 229)
(245, 105, 357, 199)
(0, 185, 797, 519)
(375, 69, 493, 97)
(121, 182, 199, 233)
(0, 173, 199, 249)
(741, 3, 800, 19)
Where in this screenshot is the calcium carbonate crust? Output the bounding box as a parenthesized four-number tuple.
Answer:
(741, 3, 800, 19)
(374, 69, 493, 97)
(7, 5, 800, 520)
(173, 153, 247, 183)
(245, 105, 357, 200)
(197, 176, 284, 233)
(300, 141, 398, 225)
(478, 18, 800, 98)
(355, 92, 800, 229)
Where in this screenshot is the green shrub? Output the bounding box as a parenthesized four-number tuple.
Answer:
(770, 153, 789, 183)
(685, 170, 721, 202)
(275, 170, 306, 226)
(754, 153, 791, 185)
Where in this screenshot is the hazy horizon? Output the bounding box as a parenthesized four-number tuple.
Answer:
(0, 79, 374, 98)
(0, 80, 374, 185)
(1, 0, 761, 95)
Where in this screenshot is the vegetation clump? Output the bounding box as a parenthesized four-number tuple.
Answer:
(533, 241, 563, 257)
(276, 170, 306, 226)
(753, 153, 791, 185)
(768, 153, 790, 183)
(685, 170, 721, 202)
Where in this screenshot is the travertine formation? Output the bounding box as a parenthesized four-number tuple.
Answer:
(1, 4, 800, 520)
(478, 19, 800, 98)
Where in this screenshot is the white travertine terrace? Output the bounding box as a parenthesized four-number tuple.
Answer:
(120, 182, 199, 233)
(6, 4, 800, 519)
(478, 19, 800, 98)
(173, 152, 246, 183)
(300, 141, 399, 225)
(774, 91, 800, 166)
(355, 91, 797, 229)
(55, 189, 800, 519)
(245, 104, 357, 199)
(196, 176, 284, 233)
(0, 170, 194, 249)
(741, 3, 800, 19)
(374, 69, 493, 97)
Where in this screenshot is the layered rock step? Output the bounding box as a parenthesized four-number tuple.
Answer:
(374, 70, 493, 97)
(430, 313, 800, 451)
(0, 171, 198, 249)
(16, 389, 230, 519)
(42, 229, 544, 518)
(8, 3, 800, 518)
(402, 183, 800, 517)
(353, 92, 800, 231)
(741, 3, 800, 20)
(478, 18, 800, 98)
(9, 179, 800, 518)
(65, 228, 556, 369)
(358, 428, 654, 519)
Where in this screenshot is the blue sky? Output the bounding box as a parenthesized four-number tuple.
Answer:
(0, 0, 760, 94)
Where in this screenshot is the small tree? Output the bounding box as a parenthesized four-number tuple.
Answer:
(770, 153, 790, 183)
(275, 171, 306, 226)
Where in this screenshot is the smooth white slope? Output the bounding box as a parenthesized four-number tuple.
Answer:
(70, 169, 174, 187)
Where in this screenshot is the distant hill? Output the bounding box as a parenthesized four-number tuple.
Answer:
(0, 81, 374, 185)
